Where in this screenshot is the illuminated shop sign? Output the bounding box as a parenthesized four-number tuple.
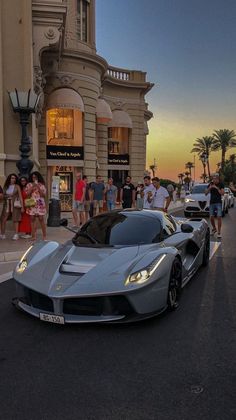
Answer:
(108, 154, 129, 165)
(47, 146, 84, 160)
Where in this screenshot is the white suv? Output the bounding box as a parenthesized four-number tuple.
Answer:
(184, 183, 227, 218)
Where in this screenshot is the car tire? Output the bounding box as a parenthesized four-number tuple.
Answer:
(167, 258, 182, 311)
(184, 211, 191, 218)
(202, 230, 210, 266)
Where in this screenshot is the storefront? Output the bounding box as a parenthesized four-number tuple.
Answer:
(107, 110, 132, 186)
(46, 88, 85, 211)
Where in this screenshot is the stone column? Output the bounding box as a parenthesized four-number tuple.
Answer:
(97, 122, 108, 180)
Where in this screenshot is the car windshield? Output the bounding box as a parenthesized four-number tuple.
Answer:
(192, 185, 207, 194)
(73, 212, 162, 246)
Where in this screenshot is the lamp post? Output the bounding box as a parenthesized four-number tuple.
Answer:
(200, 153, 208, 183)
(8, 89, 40, 177)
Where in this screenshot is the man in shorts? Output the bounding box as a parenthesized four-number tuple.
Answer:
(91, 175, 105, 216)
(72, 172, 85, 227)
(105, 178, 118, 211)
(205, 173, 224, 239)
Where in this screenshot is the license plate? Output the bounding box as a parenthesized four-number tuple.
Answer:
(39, 313, 65, 324)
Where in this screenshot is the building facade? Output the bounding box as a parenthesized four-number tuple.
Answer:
(0, 0, 153, 211)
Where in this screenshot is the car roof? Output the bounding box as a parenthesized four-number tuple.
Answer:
(94, 208, 166, 221)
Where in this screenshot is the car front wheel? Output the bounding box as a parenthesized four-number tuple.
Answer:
(167, 258, 182, 310)
(202, 230, 210, 266)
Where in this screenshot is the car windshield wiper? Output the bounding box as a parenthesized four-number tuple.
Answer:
(73, 231, 100, 244)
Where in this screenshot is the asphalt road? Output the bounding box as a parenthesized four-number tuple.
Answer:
(0, 209, 236, 420)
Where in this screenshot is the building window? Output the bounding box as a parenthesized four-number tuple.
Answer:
(47, 108, 83, 147)
(108, 127, 129, 155)
(77, 0, 89, 42)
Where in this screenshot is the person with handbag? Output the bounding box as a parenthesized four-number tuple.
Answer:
(26, 171, 47, 241)
(18, 176, 32, 239)
(0, 173, 24, 240)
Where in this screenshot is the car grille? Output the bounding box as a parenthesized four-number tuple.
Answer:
(198, 201, 207, 210)
(186, 206, 200, 211)
(18, 286, 53, 312)
(63, 296, 134, 316)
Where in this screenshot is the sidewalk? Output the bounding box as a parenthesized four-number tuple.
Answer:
(0, 200, 184, 263)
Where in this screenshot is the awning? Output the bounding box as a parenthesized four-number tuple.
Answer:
(96, 98, 112, 123)
(46, 88, 84, 112)
(144, 120, 149, 135)
(108, 110, 132, 128)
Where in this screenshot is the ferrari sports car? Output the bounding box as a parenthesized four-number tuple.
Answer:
(13, 210, 210, 324)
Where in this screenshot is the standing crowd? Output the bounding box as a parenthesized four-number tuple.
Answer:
(0, 172, 172, 239)
(72, 173, 172, 227)
(0, 171, 47, 241)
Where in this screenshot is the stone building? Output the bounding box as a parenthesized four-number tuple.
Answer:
(0, 0, 153, 211)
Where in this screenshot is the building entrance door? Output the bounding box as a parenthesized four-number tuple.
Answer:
(108, 170, 129, 188)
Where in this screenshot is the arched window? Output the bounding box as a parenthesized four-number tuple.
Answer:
(77, 0, 89, 42)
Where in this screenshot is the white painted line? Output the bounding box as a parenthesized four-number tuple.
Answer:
(209, 241, 221, 260)
(0, 271, 13, 284)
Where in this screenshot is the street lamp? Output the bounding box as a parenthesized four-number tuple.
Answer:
(200, 153, 208, 183)
(8, 89, 40, 177)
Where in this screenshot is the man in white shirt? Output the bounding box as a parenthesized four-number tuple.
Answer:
(143, 176, 155, 209)
(149, 177, 171, 212)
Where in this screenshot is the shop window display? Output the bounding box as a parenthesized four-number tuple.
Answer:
(47, 109, 83, 147)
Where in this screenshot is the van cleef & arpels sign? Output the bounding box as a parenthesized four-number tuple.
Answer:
(47, 146, 84, 160)
(108, 154, 129, 165)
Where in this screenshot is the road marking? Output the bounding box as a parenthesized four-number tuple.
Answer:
(209, 241, 221, 260)
(0, 271, 13, 284)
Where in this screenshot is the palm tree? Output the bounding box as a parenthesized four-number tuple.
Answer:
(191, 136, 214, 177)
(212, 129, 236, 169)
(178, 173, 184, 184)
(185, 162, 194, 178)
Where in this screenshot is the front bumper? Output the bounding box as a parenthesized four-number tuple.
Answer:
(13, 278, 168, 324)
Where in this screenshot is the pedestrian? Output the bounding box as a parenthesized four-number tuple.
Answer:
(82, 175, 91, 223)
(143, 175, 155, 209)
(149, 177, 170, 212)
(91, 175, 105, 216)
(135, 182, 144, 210)
(0, 184, 3, 218)
(26, 171, 47, 241)
(167, 183, 174, 201)
(180, 186, 186, 202)
(18, 176, 32, 238)
(173, 187, 178, 203)
(205, 173, 224, 239)
(120, 176, 135, 209)
(0, 173, 24, 240)
(72, 172, 85, 227)
(105, 178, 117, 211)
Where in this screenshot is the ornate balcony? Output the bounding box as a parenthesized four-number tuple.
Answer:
(106, 66, 147, 83)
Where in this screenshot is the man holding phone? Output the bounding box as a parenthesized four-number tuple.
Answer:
(205, 173, 224, 239)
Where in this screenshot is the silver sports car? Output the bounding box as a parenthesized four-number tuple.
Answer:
(13, 210, 210, 324)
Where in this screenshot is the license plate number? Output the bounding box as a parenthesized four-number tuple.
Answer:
(39, 313, 65, 324)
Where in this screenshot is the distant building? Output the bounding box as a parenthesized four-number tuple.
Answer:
(0, 0, 153, 211)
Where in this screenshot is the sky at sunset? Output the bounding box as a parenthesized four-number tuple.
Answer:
(96, 0, 236, 181)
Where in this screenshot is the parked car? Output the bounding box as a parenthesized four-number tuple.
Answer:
(224, 187, 234, 208)
(12, 210, 210, 324)
(184, 183, 227, 217)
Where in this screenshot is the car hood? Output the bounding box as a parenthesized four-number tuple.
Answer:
(15, 242, 166, 297)
(186, 193, 209, 202)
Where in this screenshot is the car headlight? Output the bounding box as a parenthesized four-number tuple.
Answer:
(125, 254, 166, 285)
(16, 246, 33, 274)
(185, 198, 195, 203)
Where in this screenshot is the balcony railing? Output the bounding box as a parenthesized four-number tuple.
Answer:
(107, 66, 146, 82)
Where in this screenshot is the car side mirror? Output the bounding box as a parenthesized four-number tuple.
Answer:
(181, 223, 194, 233)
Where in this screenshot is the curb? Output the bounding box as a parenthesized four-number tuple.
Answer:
(0, 271, 13, 283)
(0, 250, 25, 263)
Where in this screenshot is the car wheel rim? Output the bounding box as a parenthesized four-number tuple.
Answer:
(168, 260, 182, 309)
